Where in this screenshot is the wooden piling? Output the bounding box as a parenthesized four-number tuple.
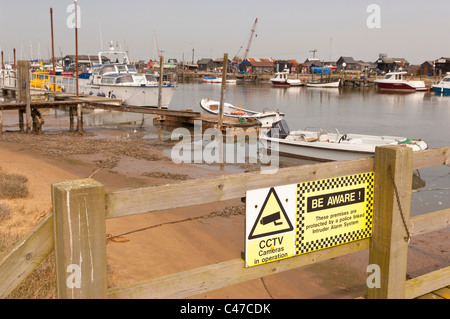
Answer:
(77, 103, 83, 134)
(69, 107, 74, 132)
(18, 109, 24, 133)
(158, 56, 163, 109)
(368, 145, 413, 299)
(52, 179, 107, 299)
(17, 61, 31, 133)
(218, 53, 229, 129)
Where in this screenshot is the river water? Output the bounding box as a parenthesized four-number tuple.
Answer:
(1, 82, 449, 216)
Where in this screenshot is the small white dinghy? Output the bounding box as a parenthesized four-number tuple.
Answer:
(306, 79, 341, 88)
(261, 120, 428, 161)
(200, 98, 285, 128)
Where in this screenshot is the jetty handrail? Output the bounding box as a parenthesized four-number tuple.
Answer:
(0, 146, 449, 299)
(0, 72, 78, 94)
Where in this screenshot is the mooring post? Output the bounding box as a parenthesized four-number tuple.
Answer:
(18, 109, 24, 133)
(218, 53, 228, 129)
(52, 179, 107, 299)
(367, 145, 413, 299)
(69, 107, 74, 132)
(158, 56, 164, 109)
(77, 103, 83, 134)
(17, 61, 31, 133)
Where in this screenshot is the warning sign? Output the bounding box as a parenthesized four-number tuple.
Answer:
(245, 185, 297, 267)
(245, 172, 374, 267)
(248, 188, 294, 240)
(296, 173, 374, 255)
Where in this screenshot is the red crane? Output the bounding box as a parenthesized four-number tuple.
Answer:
(234, 18, 258, 63)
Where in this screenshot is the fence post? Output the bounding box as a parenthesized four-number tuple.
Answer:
(51, 179, 107, 299)
(367, 145, 413, 299)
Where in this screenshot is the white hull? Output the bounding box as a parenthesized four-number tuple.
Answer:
(202, 77, 237, 84)
(374, 71, 427, 91)
(306, 80, 340, 88)
(80, 81, 176, 108)
(431, 75, 450, 94)
(270, 72, 303, 87)
(262, 129, 428, 161)
(200, 98, 284, 128)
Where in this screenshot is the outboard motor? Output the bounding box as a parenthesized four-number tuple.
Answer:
(268, 119, 290, 139)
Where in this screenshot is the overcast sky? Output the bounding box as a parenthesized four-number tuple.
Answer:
(0, 0, 448, 65)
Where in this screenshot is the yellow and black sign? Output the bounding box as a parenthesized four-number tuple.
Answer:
(245, 186, 297, 267)
(296, 172, 375, 255)
(248, 188, 294, 240)
(245, 172, 374, 267)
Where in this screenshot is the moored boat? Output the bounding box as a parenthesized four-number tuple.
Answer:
(374, 71, 427, 92)
(306, 79, 340, 88)
(200, 98, 284, 128)
(261, 120, 428, 162)
(79, 42, 176, 108)
(202, 76, 237, 84)
(270, 72, 303, 87)
(431, 74, 450, 94)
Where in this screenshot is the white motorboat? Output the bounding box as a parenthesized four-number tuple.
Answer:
(79, 42, 176, 108)
(431, 74, 450, 94)
(306, 79, 340, 88)
(270, 72, 303, 87)
(374, 71, 427, 92)
(202, 76, 237, 84)
(200, 98, 284, 128)
(261, 120, 428, 161)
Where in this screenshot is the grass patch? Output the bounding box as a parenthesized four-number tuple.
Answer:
(0, 171, 29, 199)
(0, 202, 12, 220)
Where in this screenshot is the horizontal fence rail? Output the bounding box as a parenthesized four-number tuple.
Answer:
(0, 146, 449, 299)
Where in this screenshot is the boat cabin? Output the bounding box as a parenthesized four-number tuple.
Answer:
(99, 73, 159, 86)
(91, 64, 138, 84)
(383, 71, 407, 81)
(272, 72, 289, 81)
(31, 70, 64, 91)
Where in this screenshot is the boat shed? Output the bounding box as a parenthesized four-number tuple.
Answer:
(239, 58, 274, 73)
(376, 57, 409, 73)
(420, 61, 434, 76)
(197, 59, 216, 71)
(435, 57, 450, 75)
(274, 60, 299, 73)
(337, 56, 357, 70)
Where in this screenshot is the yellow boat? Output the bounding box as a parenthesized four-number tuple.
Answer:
(31, 71, 65, 92)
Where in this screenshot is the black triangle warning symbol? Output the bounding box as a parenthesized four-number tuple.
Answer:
(248, 187, 294, 240)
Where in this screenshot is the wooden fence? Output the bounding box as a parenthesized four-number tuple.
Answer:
(0, 145, 449, 299)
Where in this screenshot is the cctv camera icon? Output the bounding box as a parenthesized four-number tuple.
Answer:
(260, 212, 282, 226)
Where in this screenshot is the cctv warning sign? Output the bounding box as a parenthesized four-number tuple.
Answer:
(245, 173, 374, 268)
(248, 188, 294, 240)
(245, 185, 297, 267)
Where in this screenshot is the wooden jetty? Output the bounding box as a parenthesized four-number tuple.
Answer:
(1, 58, 260, 134)
(0, 87, 260, 134)
(0, 97, 260, 134)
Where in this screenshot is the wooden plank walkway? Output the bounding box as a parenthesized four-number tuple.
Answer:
(0, 99, 260, 131)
